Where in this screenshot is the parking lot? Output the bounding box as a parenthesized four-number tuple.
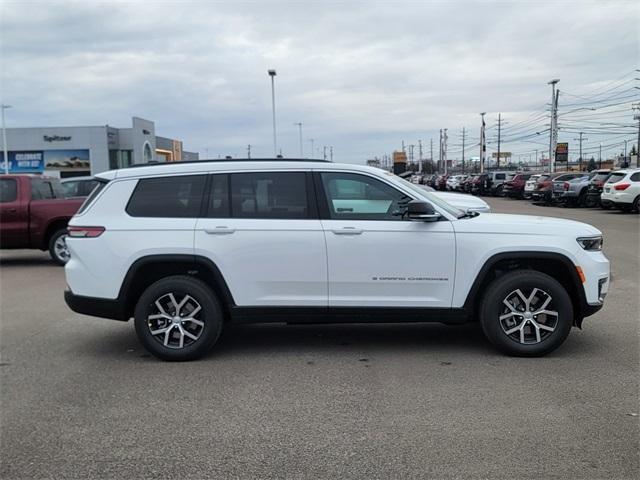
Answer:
(0, 197, 638, 479)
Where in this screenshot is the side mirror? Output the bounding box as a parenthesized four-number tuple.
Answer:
(407, 200, 441, 222)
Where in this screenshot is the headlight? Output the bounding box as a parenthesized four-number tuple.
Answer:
(577, 236, 603, 251)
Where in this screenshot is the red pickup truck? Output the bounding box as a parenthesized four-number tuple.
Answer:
(0, 175, 84, 264)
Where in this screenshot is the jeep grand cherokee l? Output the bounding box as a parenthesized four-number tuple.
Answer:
(64, 160, 610, 361)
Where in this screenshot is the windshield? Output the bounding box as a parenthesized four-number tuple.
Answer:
(387, 174, 464, 218)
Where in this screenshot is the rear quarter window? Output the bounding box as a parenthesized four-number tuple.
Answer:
(77, 180, 108, 214)
(630, 172, 640, 182)
(126, 175, 206, 218)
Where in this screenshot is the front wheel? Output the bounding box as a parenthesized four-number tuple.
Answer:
(479, 270, 573, 356)
(134, 276, 223, 361)
(48, 228, 70, 265)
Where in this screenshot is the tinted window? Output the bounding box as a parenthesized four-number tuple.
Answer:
(0, 178, 17, 203)
(206, 174, 230, 218)
(606, 172, 626, 184)
(495, 173, 506, 180)
(630, 172, 640, 182)
(127, 175, 205, 218)
(320, 172, 409, 220)
(592, 173, 610, 182)
(30, 178, 55, 200)
(230, 172, 308, 219)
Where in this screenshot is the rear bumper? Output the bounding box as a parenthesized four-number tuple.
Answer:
(64, 289, 129, 321)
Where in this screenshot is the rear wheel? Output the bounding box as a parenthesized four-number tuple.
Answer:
(577, 189, 587, 207)
(494, 185, 504, 197)
(480, 270, 573, 356)
(633, 196, 640, 213)
(134, 276, 223, 361)
(48, 228, 70, 265)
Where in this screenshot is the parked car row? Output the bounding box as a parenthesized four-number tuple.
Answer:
(411, 168, 640, 213)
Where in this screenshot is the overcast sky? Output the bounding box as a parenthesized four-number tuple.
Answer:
(1, 0, 638, 163)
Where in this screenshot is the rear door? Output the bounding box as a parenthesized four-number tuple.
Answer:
(194, 171, 327, 307)
(316, 170, 455, 308)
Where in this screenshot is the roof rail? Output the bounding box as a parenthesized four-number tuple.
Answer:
(124, 158, 332, 169)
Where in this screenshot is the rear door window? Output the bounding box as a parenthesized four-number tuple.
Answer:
(230, 172, 308, 219)
(0, 178, 17, 203)
(126, 175, 206, 218)
(30, 178, 55, 200)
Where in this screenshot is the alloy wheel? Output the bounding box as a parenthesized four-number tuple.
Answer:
(147, 293, 204, 349)
(499, 288, 558, 344)
(54, 234, 70, 263)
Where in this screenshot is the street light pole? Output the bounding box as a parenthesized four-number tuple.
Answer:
(268, 69, 277, 156)
(1, 105, 11, 175)
(548, 79, 560, 173)
(293, 122, 303, 157)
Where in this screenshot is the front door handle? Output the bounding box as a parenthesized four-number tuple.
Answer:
(204, 226, 236, 235)
(331, 227, 363, 235)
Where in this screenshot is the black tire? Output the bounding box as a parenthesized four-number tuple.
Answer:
(494, 185, 503, 197)
(48, 228, 70, 266)
(479, 270, 573, 357)
(134, 276, 223, 361)
(633, 195, 640, 214)
(577, 189, 587, 207)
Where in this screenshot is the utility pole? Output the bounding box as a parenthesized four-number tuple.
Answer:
(268, 69, 278, 156)
(309, 138, 314, 158)
(599, 143, 602, 168)
(479, 112, 486, 173)
(574, 132, 587, 171)
(247, 144, 251, 159)
(408, 144, 415, 170)
(461, 126, 466, 174)
(293, 122, 303, 157)
(438, 129, 442, 172)
(1, 104, 11, 175)
(496, 114, 502, 170)
(329, 146, 333, 162)
(323, 146, 327, 160)
(443, 128, 448, 175)
(633, 102, 640, 167)
(418, 139, 423, 173)
(548, 79, 560, 173)
(401, 140, 405, 152)
(535, 149, 538, 169)
(430, 138, 433, 173)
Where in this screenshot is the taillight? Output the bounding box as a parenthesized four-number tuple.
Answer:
(614, 183, 630, 191)
(68, 226, 105, 238)
(563, 182, 570, 191)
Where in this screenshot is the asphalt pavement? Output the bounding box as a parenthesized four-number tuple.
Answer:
(1, 198, 638, 479)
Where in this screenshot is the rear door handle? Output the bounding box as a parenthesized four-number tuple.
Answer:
(204, 226, 236, 235)
(331, 227, 363, 235)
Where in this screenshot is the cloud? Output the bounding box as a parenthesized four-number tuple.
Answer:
(1, 0, 638, 163)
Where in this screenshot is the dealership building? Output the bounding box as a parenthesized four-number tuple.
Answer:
(1, 116, 199, 178)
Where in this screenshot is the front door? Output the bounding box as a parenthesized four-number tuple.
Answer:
(0, 178, 28, 248)
(316, 171, 455, 308)
(195, 171, 327, 307)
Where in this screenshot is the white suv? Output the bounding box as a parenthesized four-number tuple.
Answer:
(600, 168, 640, 213)
(64, 160, 610, 360)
